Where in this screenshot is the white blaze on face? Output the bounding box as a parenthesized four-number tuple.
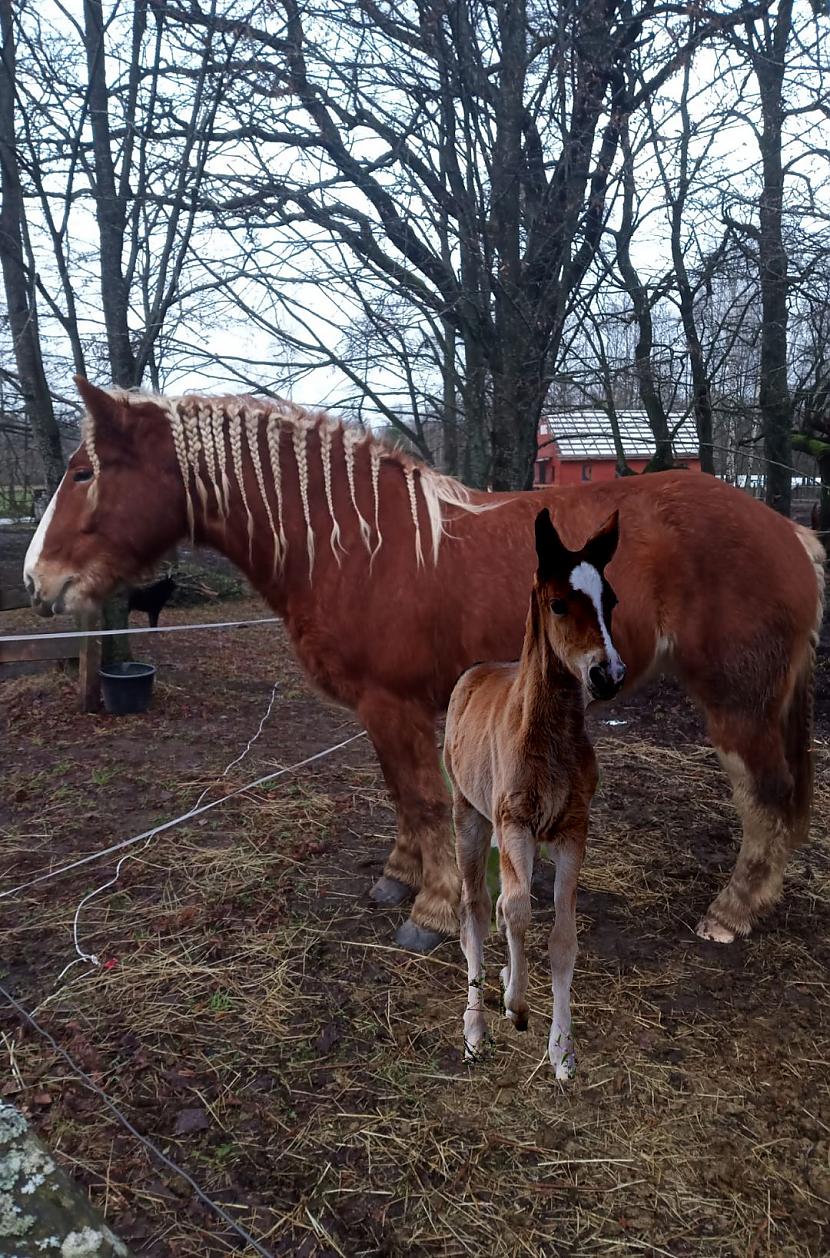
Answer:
(23, 483, 62, 591)
(569, 561, 625, 683)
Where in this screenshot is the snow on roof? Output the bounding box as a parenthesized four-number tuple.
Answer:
(539, 409, 699, 461)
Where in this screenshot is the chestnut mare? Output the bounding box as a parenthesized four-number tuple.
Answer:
(445, 509, 624, 1077)
(25, 380, 824, 952)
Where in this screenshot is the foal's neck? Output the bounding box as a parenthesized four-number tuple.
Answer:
(516, 597, 584, 733)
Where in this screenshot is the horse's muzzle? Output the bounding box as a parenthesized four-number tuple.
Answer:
(588, 662, 625, 701)
(26, 574, 77, 617)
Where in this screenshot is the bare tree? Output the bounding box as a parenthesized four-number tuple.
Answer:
(0, 0, 64, 491)
(156, 0, 762, 488)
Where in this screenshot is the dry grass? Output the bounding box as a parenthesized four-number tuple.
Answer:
(2, 610, 829, 1256)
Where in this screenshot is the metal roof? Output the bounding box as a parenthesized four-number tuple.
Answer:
(538, 409, 699, 461)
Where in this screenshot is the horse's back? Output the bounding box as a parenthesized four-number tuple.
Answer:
(448, 472, 823, 700)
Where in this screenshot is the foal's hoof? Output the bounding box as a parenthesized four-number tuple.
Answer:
(394, 919, 447, 953)
(370, 876, 415, 907)
(696, 914, 737, 944)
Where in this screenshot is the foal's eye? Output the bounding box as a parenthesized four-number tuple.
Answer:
(550, 599, 568, 615)
(73, 468, 94, 483)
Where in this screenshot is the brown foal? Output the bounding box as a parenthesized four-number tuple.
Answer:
(444, 508, 624, 1079)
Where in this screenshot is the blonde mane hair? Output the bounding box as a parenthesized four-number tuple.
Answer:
(82, 389, 483, 577)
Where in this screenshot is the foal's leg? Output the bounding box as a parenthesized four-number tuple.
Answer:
(358, 691, 460, 950)
(698, 706, 804, 943)
(496, 822, 535, 1032)
(547, 835, 584, 1081)
(454, 795, 492, 1060)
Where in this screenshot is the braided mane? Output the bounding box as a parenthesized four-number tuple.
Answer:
(82, 389, 482, 576)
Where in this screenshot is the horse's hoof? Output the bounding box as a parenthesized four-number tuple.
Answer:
(696, 914, 736, 944)
(394, 919, 447, 953)
(370, 876, 414, 907)
(553, 1056, 577, 1082)
(505, 1008, 529, 1032)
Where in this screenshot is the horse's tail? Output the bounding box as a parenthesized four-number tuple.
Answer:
(786, 524, 825, 842)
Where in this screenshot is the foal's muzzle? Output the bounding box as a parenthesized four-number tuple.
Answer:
(588, 662, 625, 701)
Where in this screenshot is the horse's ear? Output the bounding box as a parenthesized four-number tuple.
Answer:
(74, 377, 124, 433)
(582, 510, 620, 572)
(535, 508, 570, 580)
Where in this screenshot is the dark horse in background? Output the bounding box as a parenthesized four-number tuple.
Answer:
(24, 379, 824, 952)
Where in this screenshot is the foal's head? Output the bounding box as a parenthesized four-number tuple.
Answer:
(533, 508, 625, 701)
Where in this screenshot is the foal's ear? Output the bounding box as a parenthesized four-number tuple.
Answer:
(581, 510, 620, 572)
(535, 508, 570, 580)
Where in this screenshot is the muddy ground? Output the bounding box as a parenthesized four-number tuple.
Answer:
(1, 537, 829, 1257)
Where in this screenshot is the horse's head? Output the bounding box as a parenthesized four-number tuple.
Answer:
(24, 378, 186, 617)
(533, 507, 625, 701)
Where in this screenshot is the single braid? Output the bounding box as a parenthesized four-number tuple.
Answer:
(197, 402, 222, 518)
(181, 402, 209, 519)
(246, 410, 280, 574)
(319, 420, 343, 562)
(229, 403, 255, 563)
(293, 420, 315, 578)
(404, 465, 424, 567)
(210, 407, 230, 518)
(369, 442, 383, 568)
(265, 416, 287, 570)
(342, 427, 372, 554)
(81, 416, 102, 509)
(168, 407, 195, 538)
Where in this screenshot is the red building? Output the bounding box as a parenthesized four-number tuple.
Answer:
(534, 409, 701, 486)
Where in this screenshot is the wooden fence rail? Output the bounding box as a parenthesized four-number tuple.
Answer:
(0, 587, 101, 710)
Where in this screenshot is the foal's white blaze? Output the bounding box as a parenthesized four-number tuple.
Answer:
(23, 483, 61, 590)
(569, 561, 625, 683)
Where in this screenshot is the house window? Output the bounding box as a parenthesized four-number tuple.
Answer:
(581, 462, 592, 482)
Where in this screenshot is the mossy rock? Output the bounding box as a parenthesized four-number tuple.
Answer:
(0, 1101, 132, 1256)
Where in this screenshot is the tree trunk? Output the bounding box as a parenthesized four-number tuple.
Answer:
(819, 452, 830, 536)
(616, 120, 673, 472)
(0, 1100, 133, 1256)
(82, 0, 137, 388)
(441, 318, 458, 476)
(0, 0, 64, 493)
(461, 336, 490, 487)
(490, 369, 547, 490)
(752, 2, 794, 516)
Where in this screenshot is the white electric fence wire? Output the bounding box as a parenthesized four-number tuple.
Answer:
(0, 731, 367, 906)
(59, 677, 283, 980)
(0, 617, 279, 644)
(0, 981, 275, 1258)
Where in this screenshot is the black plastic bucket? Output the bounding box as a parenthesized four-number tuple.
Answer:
(99, 662, 156, 715)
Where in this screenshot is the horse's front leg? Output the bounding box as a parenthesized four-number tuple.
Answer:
(547, 808, 588, 1081)
(495, 820, 535, 1032)
(358, 690, 460, 952)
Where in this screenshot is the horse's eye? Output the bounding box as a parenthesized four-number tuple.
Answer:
(73, 468, 93, 483)
(550, 599, 568, 615)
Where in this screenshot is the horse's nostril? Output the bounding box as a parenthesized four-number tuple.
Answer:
(24, 574, 34, 595)
(589, 665, 607, 688)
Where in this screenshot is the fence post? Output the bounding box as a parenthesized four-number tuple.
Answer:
(78, 613, 101, 713)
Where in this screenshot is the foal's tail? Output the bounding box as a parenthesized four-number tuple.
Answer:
(786, 524, 826, 843)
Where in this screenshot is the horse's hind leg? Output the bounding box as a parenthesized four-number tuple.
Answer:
(453, 795, 492, 1060)
(496, 821, 535, 1032)
(699, 676, 812, 941)
(359, 690, 460, 951)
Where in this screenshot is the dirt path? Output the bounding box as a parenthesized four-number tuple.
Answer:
(1, 599, 829, 1256)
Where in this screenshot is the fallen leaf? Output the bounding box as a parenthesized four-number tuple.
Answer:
(314, 1021, 341, 1055)
(173, 1106, 210, 1136)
